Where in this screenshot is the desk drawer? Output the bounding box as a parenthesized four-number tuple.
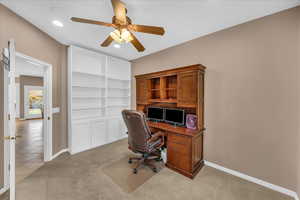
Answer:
(168, 142, 190, 155)
(168, 133, 190, 145)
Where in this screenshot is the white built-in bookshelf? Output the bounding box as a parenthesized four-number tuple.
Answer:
(68, 46, 131, 154)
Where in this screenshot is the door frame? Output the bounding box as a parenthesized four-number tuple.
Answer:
(24, 85, 44, 119)
(15, 51, 53, 162)
(1, 50, 53, 195)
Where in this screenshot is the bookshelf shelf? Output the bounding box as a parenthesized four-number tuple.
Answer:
(72, 106, 105, 111)
(149, 99, 177, 103)
(72, 71, 105, 78)
(72, 85, 105, 89)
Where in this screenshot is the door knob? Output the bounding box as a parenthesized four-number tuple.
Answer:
(4, 135, 22, 140)
(4, 136, 11, 140)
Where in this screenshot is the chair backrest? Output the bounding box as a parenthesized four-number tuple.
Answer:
(122, 110, 151, 153)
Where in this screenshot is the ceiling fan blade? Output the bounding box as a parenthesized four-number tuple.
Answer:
(128, 24, 165, 36)
(111, 0, 127, 24)
(101, 36, 114, 47)
(71, 17, 115, 28)
(130, 33, 145, 52)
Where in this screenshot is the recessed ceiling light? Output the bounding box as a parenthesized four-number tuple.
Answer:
(114, 44, 121, 49)
(52, 20, 64, 27)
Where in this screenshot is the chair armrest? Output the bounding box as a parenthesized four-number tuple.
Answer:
(149, 127, 159, 134)
(148, 131, 165, 144)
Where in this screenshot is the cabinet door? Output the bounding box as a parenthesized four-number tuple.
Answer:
(177, 71, 198, 107)
(167, 134, 191, 172)
(192, 134, 203, 168)
(107, 118, 125, 143)
(91, 119, 106, 148)
(72, 121, 91, 154)
(119, 118, 128, 138)
(136, 78, 148, 105)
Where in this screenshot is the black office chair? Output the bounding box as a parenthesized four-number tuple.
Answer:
(122, 110, 165, 174)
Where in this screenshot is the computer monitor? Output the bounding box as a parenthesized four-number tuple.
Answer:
(165, 108, 185, 126)
(147, 107, 164, 121)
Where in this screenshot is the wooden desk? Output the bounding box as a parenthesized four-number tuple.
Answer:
(148, 121, 205, 179)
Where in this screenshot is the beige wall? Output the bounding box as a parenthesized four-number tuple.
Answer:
(0, 4, 68, 188)
(19, 75, 43, 119)
(132, 6, 300, 191)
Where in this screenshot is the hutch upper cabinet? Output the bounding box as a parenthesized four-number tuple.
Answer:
(136, 78, 148, 105)
(177, 71, 198, 107)
(68, 46, 131, 154)
(135, 64, 205, 112)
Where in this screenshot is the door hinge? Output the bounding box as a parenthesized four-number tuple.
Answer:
(8, 114, 10, 120)
(8, 164, 10, 171)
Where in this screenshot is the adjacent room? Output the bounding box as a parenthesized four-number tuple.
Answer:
(15, 56, 45, 183)
(0, 1, 300, 200)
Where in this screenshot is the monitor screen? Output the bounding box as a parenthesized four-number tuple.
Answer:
(147, 107, 164, 121)
(165, 108, 185, 125)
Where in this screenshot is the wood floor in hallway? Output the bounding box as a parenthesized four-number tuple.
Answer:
(15, 119, 44, 183)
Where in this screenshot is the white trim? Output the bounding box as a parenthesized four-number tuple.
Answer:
(51, 149, 69, 160)
(8, 40, 17, 200)
(204, 161, 299, 200)
(2, 48, 10, 196)
(67, 47, 72, 154)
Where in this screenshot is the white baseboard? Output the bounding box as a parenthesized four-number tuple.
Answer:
(51, 149, 69, 160)
(204, 161, 299, 200)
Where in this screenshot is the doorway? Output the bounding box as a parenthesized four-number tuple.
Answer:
(13, 53, 52, 183)
(1, 44, 53, 200)
(15, 73, 45, 183)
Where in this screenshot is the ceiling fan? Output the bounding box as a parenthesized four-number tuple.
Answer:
(71, 0, 165, 52)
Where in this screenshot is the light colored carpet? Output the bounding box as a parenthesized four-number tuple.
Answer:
(102, 155, 164, 193)
(0, 139, 293, 200)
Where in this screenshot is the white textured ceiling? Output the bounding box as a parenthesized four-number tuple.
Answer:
(1, 0, 300, 60)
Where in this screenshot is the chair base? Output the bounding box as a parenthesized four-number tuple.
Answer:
(129, 152, 162, 174)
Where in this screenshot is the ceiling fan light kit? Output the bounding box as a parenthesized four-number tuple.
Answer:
(110, 29, 133, 43)
(71, 0, 165, 52)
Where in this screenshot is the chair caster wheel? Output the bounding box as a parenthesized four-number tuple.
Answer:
(152, 168, 158, 173)
(128, 159, 132, 164)
(133, 169, 138, 174)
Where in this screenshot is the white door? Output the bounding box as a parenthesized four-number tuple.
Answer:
(24, 86, 43, 119)
(3, 40, 16, 200)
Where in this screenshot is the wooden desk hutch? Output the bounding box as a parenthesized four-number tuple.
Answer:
(135, 64, 206, 179)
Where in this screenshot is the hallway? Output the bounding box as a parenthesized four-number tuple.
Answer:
(15, 119, 44, 183)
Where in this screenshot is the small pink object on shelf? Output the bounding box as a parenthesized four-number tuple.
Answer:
(186, 114, 197, 130)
